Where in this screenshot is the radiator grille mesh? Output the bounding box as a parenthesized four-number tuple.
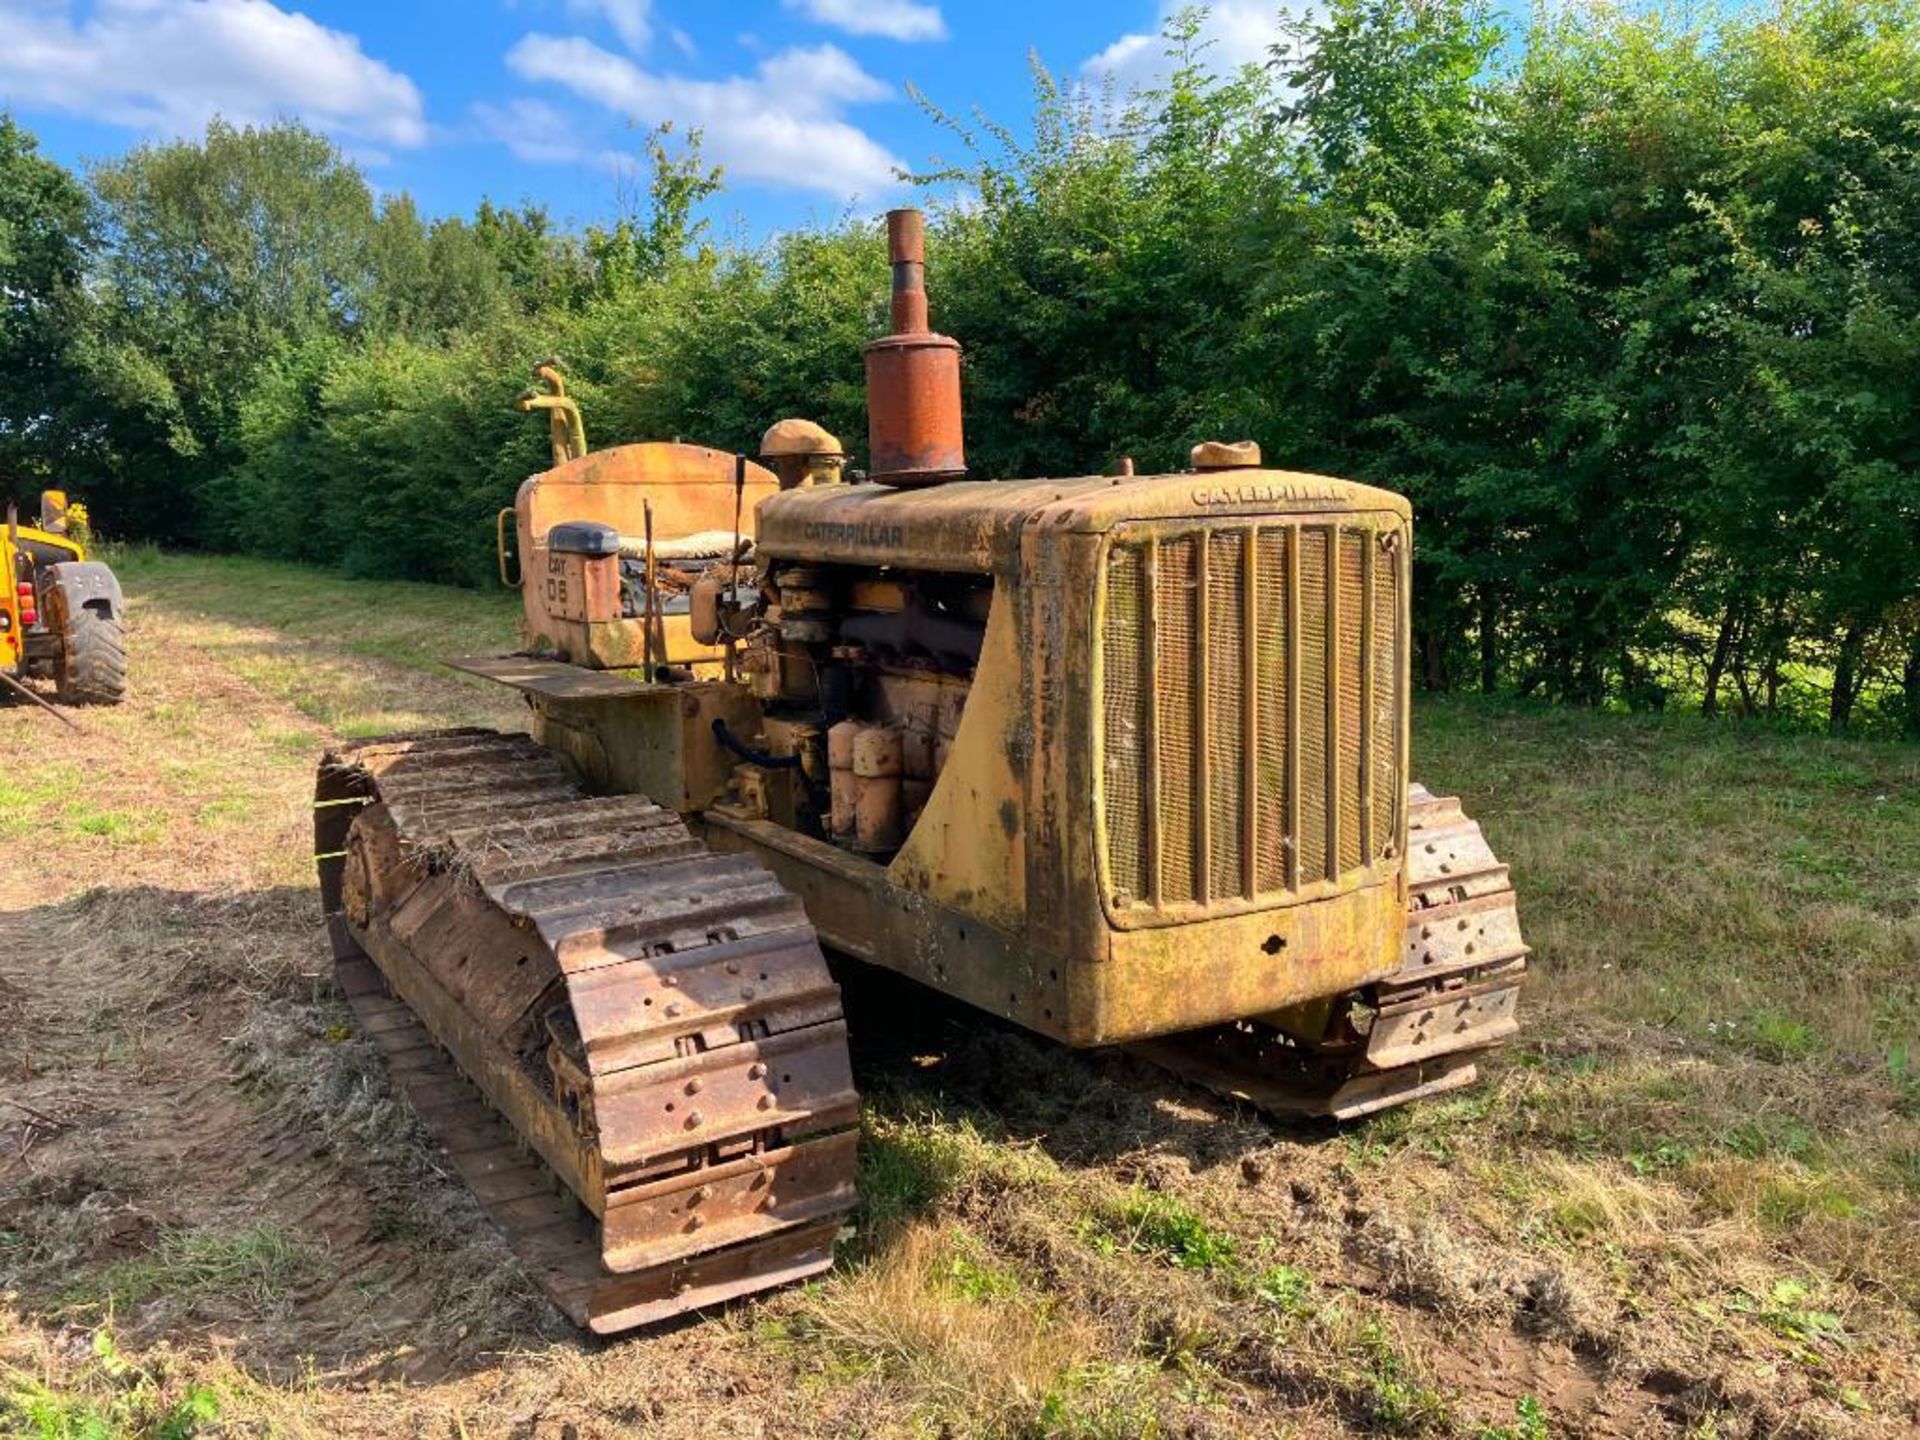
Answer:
(1101, 545, 1149, 905)
(1253, 532, 1289, 892)
(1099, 518, 1403, 918)
(1297, 529, 1330, 888)
(1372, 548, 1400, 856)
(1337, 530, 1368, 875)
(1205, 532, 1247, 898)
(1156, 536, 1198, 905)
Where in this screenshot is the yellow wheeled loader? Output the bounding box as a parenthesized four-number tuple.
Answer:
(314, 212, 1527, 1335)
(2, 491, 126, 708)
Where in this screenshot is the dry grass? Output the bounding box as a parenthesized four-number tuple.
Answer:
(106, 544, 524, 737)
(3, 552, 1917, 1438)
(788, 1222, 1102, 1429)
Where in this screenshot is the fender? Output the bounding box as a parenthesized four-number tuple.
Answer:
(42, 560, 123, 621)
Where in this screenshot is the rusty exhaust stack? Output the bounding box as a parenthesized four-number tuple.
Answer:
(863, 209, 965, 488)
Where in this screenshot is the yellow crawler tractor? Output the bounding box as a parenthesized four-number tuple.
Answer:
(314, 212, 1527, 1334)
(2, 491, 127, 708)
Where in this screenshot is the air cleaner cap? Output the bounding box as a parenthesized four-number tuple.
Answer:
(1190, 439, 1263, 471)
(760, 418, 845, 460)
(762, 418, 848, 490)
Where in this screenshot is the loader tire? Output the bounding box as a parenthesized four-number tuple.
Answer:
(50, 587, 127, 706)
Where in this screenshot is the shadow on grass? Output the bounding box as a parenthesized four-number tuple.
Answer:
(833, 958, 1341, 1191)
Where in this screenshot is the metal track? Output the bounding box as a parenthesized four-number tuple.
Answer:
(315, 729, 859, 1334)
(1131, 782, 1529, 1121)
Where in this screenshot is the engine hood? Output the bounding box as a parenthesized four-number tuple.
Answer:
(753, 469, 1410, 576)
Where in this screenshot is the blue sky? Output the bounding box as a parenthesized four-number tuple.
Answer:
(0, 1, 1294, 237)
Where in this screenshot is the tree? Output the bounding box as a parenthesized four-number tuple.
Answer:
(0, 114, 96, 506)
(0, 8, 1911, 728)
(587, 123, 724, 295)
(85, 119, 380, 538)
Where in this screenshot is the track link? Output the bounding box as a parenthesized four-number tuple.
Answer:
(315, 729, 859, 1333)
(1132, 782, 1529, 1121)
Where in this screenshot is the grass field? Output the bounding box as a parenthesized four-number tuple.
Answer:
(2, 552, 1916, 1438)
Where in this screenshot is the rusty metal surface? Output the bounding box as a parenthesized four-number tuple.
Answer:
(1097, 515, 1407, 922)
(863, 209, 966, 487)
(516, 359, 588, 466)
(314, 728, 859, 1334)
(445, 654, 655, 699)
(1125, 783, 1527, 1120)
(511, 440, 780, 670)
(753, 468, 1412, 577)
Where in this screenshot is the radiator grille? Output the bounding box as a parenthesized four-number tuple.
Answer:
(1099, 518, 1403, 918)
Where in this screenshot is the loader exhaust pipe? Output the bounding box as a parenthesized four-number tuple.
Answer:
(863, 209, 966, 488)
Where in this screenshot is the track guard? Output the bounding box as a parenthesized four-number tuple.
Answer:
(1129, 783, 1529, 1120)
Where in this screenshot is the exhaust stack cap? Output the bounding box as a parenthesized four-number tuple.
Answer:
(864, 208, 966, 489)
(1191, 439, 1262, 471)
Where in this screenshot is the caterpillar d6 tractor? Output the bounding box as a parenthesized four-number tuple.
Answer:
(2, 491, 127, 707)
(314, 211, 1528, 1335)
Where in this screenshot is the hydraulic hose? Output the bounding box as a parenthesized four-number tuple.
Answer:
(711, 717, 802, 769)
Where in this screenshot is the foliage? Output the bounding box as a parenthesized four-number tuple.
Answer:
(4, 0, 1918, 729)
(0, 116, 97, 501)
(1085, 1189, 1241, 1271)
(1, 1328, 221, 1439)
(586, 122, 725, 292)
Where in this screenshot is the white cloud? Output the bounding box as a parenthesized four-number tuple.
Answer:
(565, 0, 650, 52)
(0, 0, 427, 149)
(755, 45, 892, 110)
(782, 0, 946, 43)
(1084, 0, 1288, 93)
(505, 35, 904, 199)
(472, 97, 588, 166)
